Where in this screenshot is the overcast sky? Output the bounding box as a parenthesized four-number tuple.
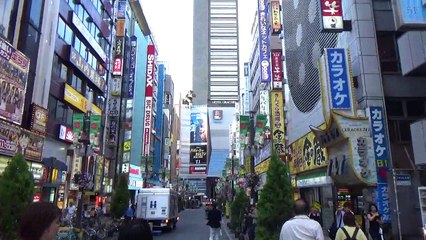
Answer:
(140, 0, 258, 102)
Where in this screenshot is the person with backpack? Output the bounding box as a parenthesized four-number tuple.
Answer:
(335, 212, 368, 240)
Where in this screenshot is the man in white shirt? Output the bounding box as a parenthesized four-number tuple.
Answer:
(280, 199, 324, 240)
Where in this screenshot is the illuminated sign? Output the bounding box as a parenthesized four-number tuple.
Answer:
(271, 50, 283, 90)
(112, 57, 123, 76)
(59, 125, 74, 143)
(319, 0, 343, 32)
(30, 104, 48, 135)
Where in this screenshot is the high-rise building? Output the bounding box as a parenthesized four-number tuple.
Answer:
(190, 0, 240, 195)
(193, 0, 239, 105)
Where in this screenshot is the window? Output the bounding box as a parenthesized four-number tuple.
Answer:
(377, 32, 400, 73)
(386, 100, 404, 117)
(57, 17, 73, 45)
(69, 74, 82, 93)
(406, 100, 425, 117)
(48, 95, 73, 124)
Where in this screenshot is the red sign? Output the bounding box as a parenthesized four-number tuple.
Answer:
(112, 57, 123, 76)
(33, 193, 41, 202)
(189, 166, 206, 174)
(59, 125, 74, 143)
(271, 50, 283, 90)
(143, 45, 156, 156)
(320, 0, 343, 31)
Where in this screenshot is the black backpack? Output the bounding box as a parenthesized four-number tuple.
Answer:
(341, 227, 359, 240)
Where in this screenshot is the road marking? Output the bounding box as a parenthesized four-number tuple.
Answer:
(222, 221, 233, 240)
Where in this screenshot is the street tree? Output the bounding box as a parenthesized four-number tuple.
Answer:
(256, 153, 293, 240)
(0, 153, 34, 239)
(110, 173, 130, 218)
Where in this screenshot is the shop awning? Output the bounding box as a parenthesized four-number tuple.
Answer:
(42, 157, 67, 171)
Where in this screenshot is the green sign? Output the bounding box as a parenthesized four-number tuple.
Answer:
(255, 114, 267, 145)
(72, 113, 84, 145)
(89, 115, 101, 149)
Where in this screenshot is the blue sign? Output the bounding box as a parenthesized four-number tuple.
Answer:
(128, 36, 137, 99)
(400, 0, 426, 24)
(376, 183, 391, 224)
(369, 106, 390, 184)
(326, 48, 351, 109)
(257, 0, 271, 83)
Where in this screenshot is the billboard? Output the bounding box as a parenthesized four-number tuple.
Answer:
(325, 48, 352, 110)
(128, 36, 137, 99)
(143, 45, 156, 156)
(257, 0, 271, 83)
(0, 36, 29, 125)
(190, 106, 208, 145)
(190, 145, 207, 164)
(319, 0, 343, 32)
(271, 50, 283, 90)
(30, 104, 48, 135)
(270, 91, 285, 156)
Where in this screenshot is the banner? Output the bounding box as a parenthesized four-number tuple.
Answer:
(254, 114, 267, 145)
(128, 36, 137, 99)
(257, 0, 271, 83)
(0, 120, 44, 161)
(72, 113, 84, 145)
(270, 91, 285, 155)
(240, 115, 249, 147)
(89, 115, 101, 151)
(0, 36, 30, 125)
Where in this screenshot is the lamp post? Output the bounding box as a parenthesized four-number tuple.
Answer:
(75, 91, 93, 228)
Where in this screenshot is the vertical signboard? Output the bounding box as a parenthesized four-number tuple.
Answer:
(189, 105, 208, 173)
(89, 115, 101, 152)
(270, 91, 285, 156)
(254, 114, 267, 145)
(143, 45, 156, 156)
(72, 113, 84, 145)
(257, 0, 271, 83)
(259, 90, 270, 127)
(271, 1, 282, 34)
(325, 48, 352, 110)
(271, 50, 283, 90)
(240, 115, 249, 149)
(319, 0, 344, 32)
(0, 36, 30, 125)
(368, 106, 391, 224)
(128, 36, 137, 99)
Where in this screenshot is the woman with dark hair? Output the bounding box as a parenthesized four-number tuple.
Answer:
(118, 219, 153, 240)
(335, 212, 368, 240)
(367, 203, 383, 240)
(19, 202, 62, 240)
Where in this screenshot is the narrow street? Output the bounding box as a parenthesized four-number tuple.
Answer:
(154, 208, 232, 240)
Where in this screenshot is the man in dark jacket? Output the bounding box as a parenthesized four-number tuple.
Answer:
(207, 202, 222, 240)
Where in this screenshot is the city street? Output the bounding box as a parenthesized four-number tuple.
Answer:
(154, 208, 232, 240)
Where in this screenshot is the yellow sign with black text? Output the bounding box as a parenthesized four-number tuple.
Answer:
(64, 84, 87, 112)
(289, 126, 328, 174)
(255, 158, 270, 175)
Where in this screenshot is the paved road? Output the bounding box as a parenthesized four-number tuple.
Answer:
(154, 208, 232, 240)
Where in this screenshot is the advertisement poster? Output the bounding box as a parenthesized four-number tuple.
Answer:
(190, 106, 208, 145)
(0, 120, 44, 161)
(0, 36, 29, 125)
(190, 145, 207, 164)
(254, 114, 267, 145)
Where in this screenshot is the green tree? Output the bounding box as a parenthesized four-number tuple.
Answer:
(110, 173, 130, 218)
(231, 188, 250, 232)
(0, 153, 34, 239)
(256, 153, 293, 240)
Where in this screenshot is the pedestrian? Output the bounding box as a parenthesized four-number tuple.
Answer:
(247, 205, 257, 240)
(367, 203, 383, 240)
(308, 206, 321, 224)
(124, 203, 135, 224)
(118, 219, 153, 240)
(335, 212, 368, 240)
(19, 202, 62, 240)
(279, 199, 324, 240)
(206, 202, 222, 240)
(329, 201, 352, 239)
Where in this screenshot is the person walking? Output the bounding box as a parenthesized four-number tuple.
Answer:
(19, 202, 62, 240)
(367, 203, 383, 240)
(207, 202, 222, 240)
(335, 212, 368, 240)
(279, 199, 324, 240)
(124, 203, 135, 225)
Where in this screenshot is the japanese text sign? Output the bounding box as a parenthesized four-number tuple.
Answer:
(143, 45, 156, 156)
(271, 1, 282, 34)
(325, 48, 352, 109)
(376, 183, 391, 224)
(270, 91, 285, 156)
(258, 0, 271, 83)
(259, 90, 270, 127)
(320, 0, 343, 31)
(128, 36, 137, 99)
(369, 106, 390, 184)
(271, 50, 283, 90)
